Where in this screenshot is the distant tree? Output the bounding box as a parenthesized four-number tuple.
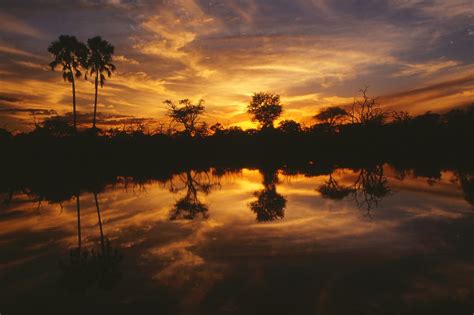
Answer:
(349, 87, 386, 125)
(247, 92, 283, 129)
(164, 99, 206, 136)
(86, 36, 116, 130)
(314, 106, 348, 126)
(391, 111, 411, 124)
(210, 122, 224, 135)
(278, 119, 301, 133)
(35, 116, 75, 137)
(48, 35, 88, 132)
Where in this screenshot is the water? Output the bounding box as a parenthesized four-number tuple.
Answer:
(0, 165, 473, 314)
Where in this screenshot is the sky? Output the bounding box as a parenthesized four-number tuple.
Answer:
(0, 0, 473, 132)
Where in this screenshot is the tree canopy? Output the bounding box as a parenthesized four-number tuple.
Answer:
(247, 92, 283, 129)
(165, 99, 206, 136)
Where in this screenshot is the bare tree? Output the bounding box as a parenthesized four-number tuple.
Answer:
(349, 87, 386, 125)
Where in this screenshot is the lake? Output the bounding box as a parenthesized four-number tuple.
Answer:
(1, 165, 473, 314)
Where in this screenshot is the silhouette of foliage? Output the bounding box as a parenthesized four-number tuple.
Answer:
(247, 92, 283, 129)
(48, 35, 88, 131)
(349, 87, 386, 125)
(314, 106, 348, 126)
(165, 99, 207, 136)
(86, 36, 116, 129)
(278, 119, 301, 133)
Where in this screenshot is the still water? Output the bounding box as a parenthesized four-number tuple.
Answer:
(1, 166, 473, 314)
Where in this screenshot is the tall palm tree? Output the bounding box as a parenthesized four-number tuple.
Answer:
(48, 35, 88, 132)
(86, 36, 116, 129)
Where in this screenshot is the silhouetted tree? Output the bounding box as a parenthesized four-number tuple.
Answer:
(48, 35, 88, 132)
(86, 36, 116, 129)
(210, 122, 224, 135)
(314, 106, 348, 126)
(391, 111, 411, 124)
(278, 119, 301, 133)
(34, 116, 74, 137)
(349, 87, 386, 125)
(247, 92, 283, 129)
(249, 168, 286, 222)
(164, 99, 206, 136)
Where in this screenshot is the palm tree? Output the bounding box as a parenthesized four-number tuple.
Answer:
(86, 36, 116, 129)
(48, 35, 88, 132)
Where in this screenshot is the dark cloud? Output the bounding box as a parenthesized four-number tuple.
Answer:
(0, 106, 57, 116)
(0, 95, 22, 103)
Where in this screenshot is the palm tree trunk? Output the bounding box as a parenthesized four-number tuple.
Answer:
(72, 76, 77, 132)
(94, 192, 106, 255)
(93, 72, 99, 129)
(76, 193, 81, 250)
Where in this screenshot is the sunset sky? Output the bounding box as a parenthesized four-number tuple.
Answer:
(0, 0, 473, 131)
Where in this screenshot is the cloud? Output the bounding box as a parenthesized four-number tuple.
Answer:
(0, 0, 473, 131)
(0, 12, 44, 37)
(393, 59, 460, 77)
(0, 95, 22, 103)
(0, 107, 57, 115)
(0, 43, 39, 58)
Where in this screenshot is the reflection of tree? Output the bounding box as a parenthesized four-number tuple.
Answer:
(60, 192, 121, 292)
(318, 174, 354, 200)
(459, 174, 474, 207)
(352, 165, 390, 215)
(318, 165, 390, 216)
(249, 168, 287, 222)
(169, 170, 218, 220)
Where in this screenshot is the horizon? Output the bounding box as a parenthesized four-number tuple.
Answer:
(1, 0, 474, 132)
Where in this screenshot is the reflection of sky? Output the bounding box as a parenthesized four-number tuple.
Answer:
(1, 1, 474, 131)
(0, 168, 473, 311)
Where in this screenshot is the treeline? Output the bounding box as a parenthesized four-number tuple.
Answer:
(1, 34, 473, 175)
(1, 88, 473, 167)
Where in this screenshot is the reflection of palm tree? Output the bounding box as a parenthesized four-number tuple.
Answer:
(249, 168, 287, 222)
(93, 192, 122, 289)
(459, 173, 474, 207)
(76, 193, 82, 250)
(169, 170, 216, 220)
(86, 36, 116, 129)
(94, 192, 105, 254)
(48, 35, 87, 132)
(60, 192, 121, 292)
